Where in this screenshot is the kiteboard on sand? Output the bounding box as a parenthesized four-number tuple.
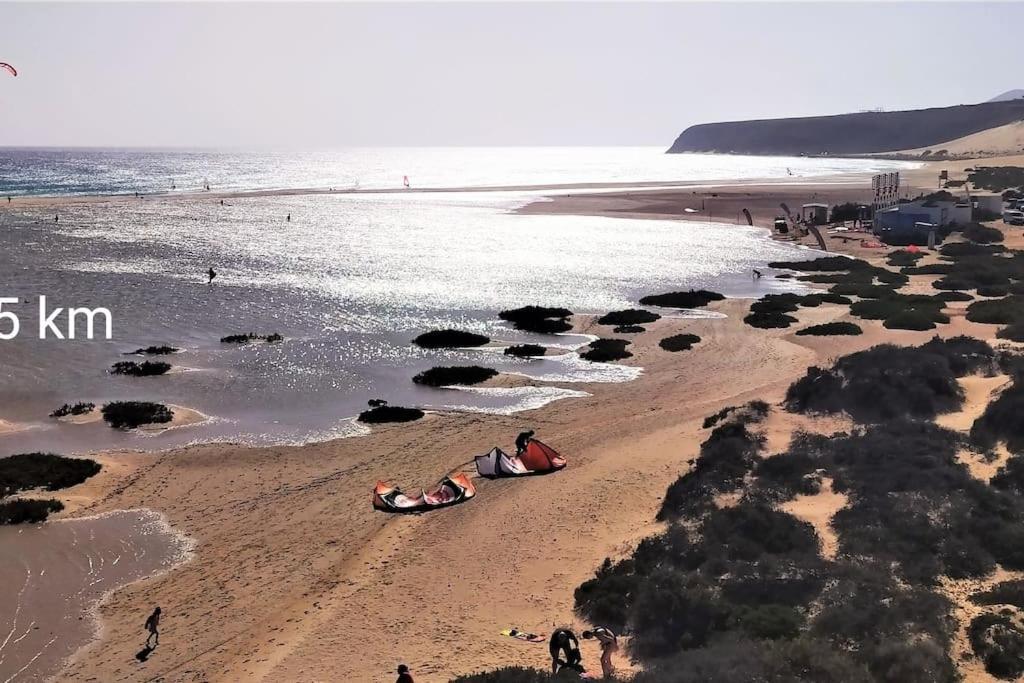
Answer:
(500, 628, 545, 643)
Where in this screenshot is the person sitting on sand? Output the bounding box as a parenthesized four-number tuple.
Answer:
(144, 606, 161, 647)
(207, 267, 217, 284)
(549, 628, 582, 674)
(396, 663, 414, 683)
(583, 627, 618, 678)
(515, 429, 536, 456)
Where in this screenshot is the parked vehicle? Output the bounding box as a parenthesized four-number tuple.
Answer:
(1004, 209, 1024, 226)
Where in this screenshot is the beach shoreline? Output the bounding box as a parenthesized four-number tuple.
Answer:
(5, 157, 1019, 682)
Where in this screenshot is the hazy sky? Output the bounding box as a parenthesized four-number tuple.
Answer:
(2, 2, 1023, 148)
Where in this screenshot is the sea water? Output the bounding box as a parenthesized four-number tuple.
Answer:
(0, 147, 914, 451)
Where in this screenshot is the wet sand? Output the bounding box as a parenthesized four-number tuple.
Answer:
(0, 509, 192, 683)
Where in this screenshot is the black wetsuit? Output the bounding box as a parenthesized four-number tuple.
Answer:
(515, 431, 534, 455)
(549, 628, 581, 670)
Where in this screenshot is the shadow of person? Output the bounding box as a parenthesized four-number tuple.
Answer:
(135, 645, 155, 662)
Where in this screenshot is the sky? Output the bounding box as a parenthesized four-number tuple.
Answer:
(1, 2, 1023, 148)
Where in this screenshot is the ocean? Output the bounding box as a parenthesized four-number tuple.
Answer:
(0, 147, 914, 452)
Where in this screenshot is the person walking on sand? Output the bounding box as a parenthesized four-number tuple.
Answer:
(549, 628, 582, 674)
(583, 627, 618, 678)
(515, 429, 535, 456)
(396, 663, 414, 683)
(286, 213, 291, 222)
(144, 607, 161, 647)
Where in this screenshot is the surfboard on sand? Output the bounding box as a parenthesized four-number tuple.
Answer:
(500, 628, 545, 643)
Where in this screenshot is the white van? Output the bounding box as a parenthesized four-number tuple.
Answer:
(1004, 209, 1024, 226)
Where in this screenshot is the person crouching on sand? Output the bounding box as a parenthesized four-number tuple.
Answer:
(549, 628, 582, 674)
(583, 626, 618, 678)
(515, 429, 535, 456)
(396, 663, 414, 683)
(144, 607, 161, 647)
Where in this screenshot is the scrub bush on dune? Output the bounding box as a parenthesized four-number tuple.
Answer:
(597, 309, 660, 326)
(613, 325, 644, 334)
(639, 289, 724, 309)
(357, 405, 425, 424)
(49, 402, 95, 418)
(504, 344, 546, 357)
(580, 338, 632, 362)
(967, 296, 1024, 325)
(412, 329, 490, 348)
(969, 613, 1024, 680)
(962, 222, 1005, 244)
(997, 322, 1024, 342)
(887, 249, 925, 267)
(0, 452, 101, 497)
(659, 333, 701, 351)
(101, 401, 174, 429)
(220, 333, 283, 344)
(795, 322, 862, 336)
(971, 378, 1024, 453)
(0, 498, 64, 525)
(498, 306, 573, 334)
(110, 360, 171, 377)
(128, 345, 178, 355)
(971, 579, 1024, 609)
(413, 366, 499, 387)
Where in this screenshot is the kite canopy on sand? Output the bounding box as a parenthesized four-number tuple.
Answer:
(475, 439, 566, 478)
(372, 473, 476, 513)
(0, 63, 17, 77)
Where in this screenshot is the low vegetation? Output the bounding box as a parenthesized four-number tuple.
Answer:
(597, 309, 660, 326)
(110, 360, 171, 377)
(613, 325, 644, 334)
(101, 401, 174, 429)
(848, 293, 949, 330)
(579, 338, 632, 362)
(498, 306, 573, 334)
(967, 296, 1024, 325)
(744, 293, 832, 329)
(639, 290, 724, 309)
(971, 580, 1024, 610)
(971, 377, 1024, 453)
(412, 329, 490, 348)
(220, 333, 283, 344)
(504, 344, 546, 357)
(795, 322, 862, 336)
(658, 333, 701, 352)
(357, 405, 425, 424)
(968, 613, 1024, 680)
(128, 345, 178, 355)
(0, 452, 101, 497)
(412, 365, 498, 387)
(963, 222, 1005, 244)
(49, 401, 95, 418)
(886, 249, 924, 267)
(0, 498, 64, 525)
(997, 322, 1024, 342)
(785, 338, 995, 422)
(968, 166, 1024, 193)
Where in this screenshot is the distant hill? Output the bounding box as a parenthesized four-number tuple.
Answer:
(667, 100, 1024, 156)
(989, 89, 1024, 102)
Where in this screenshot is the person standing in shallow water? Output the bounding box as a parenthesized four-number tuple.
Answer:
(207, 267, 216, 284)
(144, 607, 161, 647)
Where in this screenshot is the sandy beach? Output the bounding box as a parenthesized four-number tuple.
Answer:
(0, 154, 1013, 682)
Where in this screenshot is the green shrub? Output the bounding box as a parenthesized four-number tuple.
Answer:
(0, 498, 64, 525)
(412, 366, 498, 387)
(0, 453, 101, 497)
(499, 306, 573, 334)
(659, 333, 701, 352)
(49, 402, 95, 418)
(971, 378, 1024, 453)
(967, 166, 1024, 193)
(785, 343, 968, 422)
(412, 329, 490, 348)
(796, 322, 862, 336)
(580, 338, 632, 362)
(128, 345, 178, 355)
(504, 344, 546, 357)
(997, 322, 1024, 342)
(934, 290, 973, 302)
(639, 290, 724, 309)
(220, 333, 282, 343)
(101, 401, 174, 429)
(110, 360, 171, 377)
(967, 296, 1024, 325)
(963, 222, 1005, 244)
(969, 613, 1024, 680)
(357, 406, 425, 424)
(971, 580, 1024, 609)
(613, 325, 644, 333)
(744, 312, 798, 329)
(887, 250, 925, 267)
(597, 309, 660, 326)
